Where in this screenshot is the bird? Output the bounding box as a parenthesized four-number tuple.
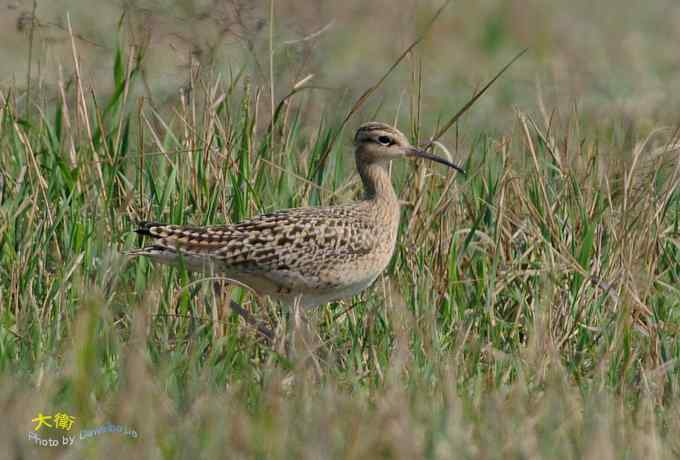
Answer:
(128, 122, 464, 315)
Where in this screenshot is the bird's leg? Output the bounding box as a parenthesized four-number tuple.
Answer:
(212, 281, 273, 340)
(228, 300, 274, 340)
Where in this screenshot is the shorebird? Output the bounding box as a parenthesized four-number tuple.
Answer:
(129, 122, 463, 318)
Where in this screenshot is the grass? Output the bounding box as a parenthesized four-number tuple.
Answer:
(1, 4, 680, 459)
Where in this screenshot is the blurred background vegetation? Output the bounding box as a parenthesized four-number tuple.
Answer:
(3, 0, 680, 133)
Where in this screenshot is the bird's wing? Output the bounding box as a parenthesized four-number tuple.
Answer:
(131, 206, 376, 274)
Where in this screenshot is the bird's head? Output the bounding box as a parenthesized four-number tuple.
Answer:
(353, 122, 465, 174)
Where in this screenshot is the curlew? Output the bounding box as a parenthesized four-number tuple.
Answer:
(128, 122, 464, 332)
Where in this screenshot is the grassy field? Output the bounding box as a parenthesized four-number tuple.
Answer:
(1, 0, 680, 458)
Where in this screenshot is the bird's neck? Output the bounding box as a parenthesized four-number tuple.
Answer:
(357, 160, 398, 205)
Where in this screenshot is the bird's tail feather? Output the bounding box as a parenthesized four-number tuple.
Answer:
(123, 244, 175, 257)
(134, 221, 165, 237)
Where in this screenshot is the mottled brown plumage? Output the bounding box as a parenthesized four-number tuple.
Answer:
(128, 122, 463, 307)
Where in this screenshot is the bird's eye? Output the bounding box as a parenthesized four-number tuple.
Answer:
(377, 135, 392, 145)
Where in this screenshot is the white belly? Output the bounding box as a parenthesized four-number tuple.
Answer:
(289, 274, 380, 308)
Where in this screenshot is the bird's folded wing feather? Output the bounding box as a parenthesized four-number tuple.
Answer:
(133, 206, 376, 273)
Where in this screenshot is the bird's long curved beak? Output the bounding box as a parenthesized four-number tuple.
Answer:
(407, 147, 466, 175)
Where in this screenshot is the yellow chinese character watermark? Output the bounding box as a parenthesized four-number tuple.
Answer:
(31, 413, 53, 431)
(53, 413, 76, 431)
(32, 412, 76, 431)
